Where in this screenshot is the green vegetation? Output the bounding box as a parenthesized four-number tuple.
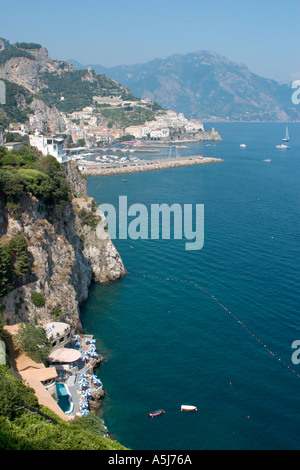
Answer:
(0, 235, 31, 297)
(0, 365, 39, 419)
(100, 104, 158, 128)
(15, 322, 50, 362)
(39, 70, 124, 114)
(0, 45, 35, 66)
(78, 207, 101, 230)
(7, 235, 31, 280)
(0, 306, 5, 340)
(51, 306, 62, 319)
(0, 144, 72, 209)
(71, 411, 108, 436)
(77, 137, 85, 147)
(30, 292, 45, 308)
(14, 42, 41, 50)
(0, 80, 33, 126)
(0, 366, 127, 450)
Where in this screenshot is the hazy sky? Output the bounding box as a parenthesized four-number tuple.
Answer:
(1, 0, 299, 83)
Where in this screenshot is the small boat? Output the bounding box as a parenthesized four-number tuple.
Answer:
(276, 144, 289, 149)
(148, 409, 165, 417)
(240, 144, 246, 148)
(264, 159, 272, 162)
(121, 179, 127, 182)
(181, 405, 197, 412)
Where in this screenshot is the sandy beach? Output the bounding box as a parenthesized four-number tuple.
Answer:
(79, 156, 223, 177)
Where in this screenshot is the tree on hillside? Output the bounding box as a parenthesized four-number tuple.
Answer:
(15, 323, 51, 363)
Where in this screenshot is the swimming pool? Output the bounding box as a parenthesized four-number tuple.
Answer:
(56, 382, 73, 414)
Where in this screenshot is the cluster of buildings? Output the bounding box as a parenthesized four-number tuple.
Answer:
(124, 110, 204, 140)
(64, 106, 205, 144)
(2, 101, 206, 164)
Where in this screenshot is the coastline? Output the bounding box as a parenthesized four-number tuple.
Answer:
(79, 156, 223, 177)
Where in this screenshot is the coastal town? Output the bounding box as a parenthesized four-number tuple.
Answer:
(1, 105, 222, 177)
(3, 104, 221, 149)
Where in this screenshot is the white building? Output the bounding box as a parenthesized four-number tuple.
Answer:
(150, 128, 170, 139)
(29, 132, 68, 163)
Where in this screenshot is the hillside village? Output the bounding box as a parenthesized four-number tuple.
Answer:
(0, 39, 221, 152)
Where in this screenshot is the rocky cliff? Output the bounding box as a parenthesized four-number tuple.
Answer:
(0, 45, 73, 94)
(0, 161, 126, 331)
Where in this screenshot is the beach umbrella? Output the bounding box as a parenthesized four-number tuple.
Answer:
(80, 409, 89, 416)
(79, 400, 89, 408)
(79, 397, 88, 403)
(79, 381, 89, 388)
(92, 376, 102, 384)
(73, 335, 80, 339)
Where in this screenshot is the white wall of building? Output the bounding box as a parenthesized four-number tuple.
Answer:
(29, 133, 67, 163)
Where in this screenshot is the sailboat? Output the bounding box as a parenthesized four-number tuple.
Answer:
(282, 126, 289, 142)
(276, 126, 290, 148)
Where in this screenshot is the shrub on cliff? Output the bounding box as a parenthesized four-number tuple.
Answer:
(36, 155, 71, 208)
(0, 365, 39, 420)
(0, 170, 25, 202)
(0, 149, 72, 209)
(0, 244, 13, 297)
(31, 292, 45, 308)
(0, 235, 31, 297)
(78, 207, 101, 230)
(8, 235, 31, 280)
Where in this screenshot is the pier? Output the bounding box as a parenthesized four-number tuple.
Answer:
(78, 156, 224, 177)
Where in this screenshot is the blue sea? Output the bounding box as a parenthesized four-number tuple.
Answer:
(80, 122, 300, 450)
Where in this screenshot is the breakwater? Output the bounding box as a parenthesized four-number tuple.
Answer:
(79, 156, 223, 176)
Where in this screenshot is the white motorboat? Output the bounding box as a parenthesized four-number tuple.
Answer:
(276, 144, 289, 149)
(181, 405, 197, 412)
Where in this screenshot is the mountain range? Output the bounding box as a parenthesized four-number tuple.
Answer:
(70, 51, 300, 122)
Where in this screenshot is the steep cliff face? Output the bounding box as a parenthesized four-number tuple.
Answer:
(0, 46, 73, 94)
(29, 98, 67, 133)
(0, 162, 126, 331)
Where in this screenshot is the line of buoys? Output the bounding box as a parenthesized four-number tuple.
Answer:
(130, 272, 299, 379)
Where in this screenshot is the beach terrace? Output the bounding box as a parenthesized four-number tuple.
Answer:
(3, 324, 105, 422)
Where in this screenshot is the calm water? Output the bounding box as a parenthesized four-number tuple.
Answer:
(80, 122, 300, 450)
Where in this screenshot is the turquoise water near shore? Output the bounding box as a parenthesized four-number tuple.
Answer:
(80, 122, 300, 450)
